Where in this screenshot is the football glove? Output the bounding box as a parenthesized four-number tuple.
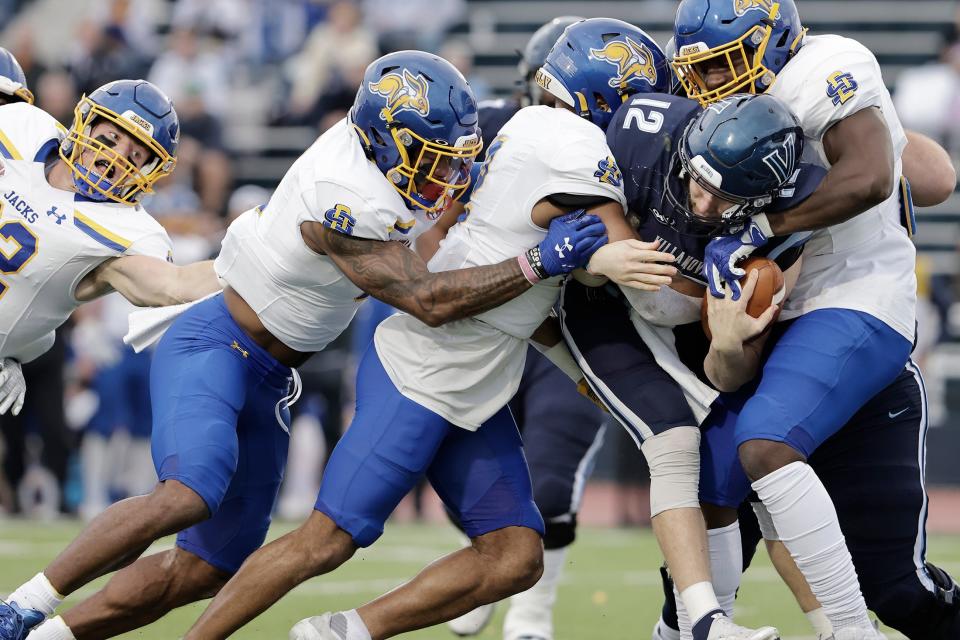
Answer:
(519, 210, 607, 282)
(704, 214, 772, 300)
(0, 357, 25, 416)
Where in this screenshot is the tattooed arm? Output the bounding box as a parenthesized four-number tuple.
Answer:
(302, 221, 532, 327)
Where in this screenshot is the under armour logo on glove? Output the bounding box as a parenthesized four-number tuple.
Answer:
(518, 210, 608, 283)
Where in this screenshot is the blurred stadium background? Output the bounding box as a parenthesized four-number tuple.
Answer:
(1, 0, 959, 637)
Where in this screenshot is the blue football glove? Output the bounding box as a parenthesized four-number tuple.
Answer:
(704, 215, 771, 300)
(521, 210, 608, 281)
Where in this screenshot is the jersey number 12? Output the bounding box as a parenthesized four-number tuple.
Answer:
(622, 98, 672, 133)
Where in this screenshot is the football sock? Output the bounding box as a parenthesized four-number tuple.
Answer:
(679, 581, 721, 629)
(752, 462, 872, 630)
(28, 615, 75, 640)
(333, 609, 371, 640)
(503, 546, 566, 640)
(8, 572, 63, 616)
(707, 522, 742, 617)
(805, 607, 833, 636)
(672, 583, 692, 640)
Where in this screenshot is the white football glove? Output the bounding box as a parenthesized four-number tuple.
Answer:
(0, 357, 26, 416)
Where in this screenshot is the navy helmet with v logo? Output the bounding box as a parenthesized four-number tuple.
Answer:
(665, 93, 803, 234)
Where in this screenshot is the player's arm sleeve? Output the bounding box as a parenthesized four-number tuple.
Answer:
(532, 131, 627, 214)
(783, 45, 886, 143)
(302, 180, 400, 242)
(124, 223, 174, 261)
(12, 331, 55, 364)
(0, 103, 64, 162)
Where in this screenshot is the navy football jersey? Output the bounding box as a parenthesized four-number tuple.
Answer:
(606, 93, 822, 287)
(477, 98, 521, 161)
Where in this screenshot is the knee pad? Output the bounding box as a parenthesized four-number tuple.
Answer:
(542, 516, 576, 550)
(641, 426, 700, 517)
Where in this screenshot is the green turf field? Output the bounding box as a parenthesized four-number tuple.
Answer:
(2, 520, 958, 639)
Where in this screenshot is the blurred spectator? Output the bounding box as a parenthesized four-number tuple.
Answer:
(35, 68, 77, 126)
(148, 28, 234, 214)
(148, 26, 231, 119)
(67, 20, 149, 96)
(894, 42, 960, 158)
(283, 0, 377, 122)
(9, 24, 45, 90)
(91, 0, 163, 58)
(439, 39, 491, 102)
(172, 0, 314, 65)
(362, 0, 465, 53)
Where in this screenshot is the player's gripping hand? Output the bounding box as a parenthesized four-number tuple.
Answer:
(704, 214, 771, 300)
(519, 210, 608, 282)
(0, 357, 26, 416)
(586, 239, 676, 291)
(704, 270, 778, 350)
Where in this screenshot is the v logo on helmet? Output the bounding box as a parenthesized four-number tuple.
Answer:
(762, 132, 797, 183)
(733, 0, 776, 17)
(589, 37, 658, 91)
(368, 69, 431, 120)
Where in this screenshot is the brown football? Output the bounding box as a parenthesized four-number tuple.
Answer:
(701, 256, 785, 341)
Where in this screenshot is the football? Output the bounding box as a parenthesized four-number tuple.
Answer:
(701, 257, 785, 340)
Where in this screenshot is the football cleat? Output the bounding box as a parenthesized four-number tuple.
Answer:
(446, 602, 495, 636)
(0, 601, 44, 640)
(652, 618, 682, 640)
(818, 621, 887, 640)
(289, 612, 344, 640)
(706, 616, 779, 640)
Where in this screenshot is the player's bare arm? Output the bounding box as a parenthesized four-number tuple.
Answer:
(305, 221, 533, 328)
(764, 106, 894, 235)
(902, 129, 956, 206)
(415, 199, 463, 262)
(74, 256, 221, 306)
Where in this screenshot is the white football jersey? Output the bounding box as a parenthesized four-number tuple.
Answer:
(214, 117, 432, 353)
(767, 35, 916, 341)
(0, 129, 171, 362)
(0, 102, 65, 164)
(374, 106, 627, 430)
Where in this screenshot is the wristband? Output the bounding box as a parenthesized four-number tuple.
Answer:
(518, 248, 549, 283)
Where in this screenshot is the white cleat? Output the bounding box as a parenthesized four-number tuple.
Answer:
(818, 623, 887, 640)
(707, 616, 780, 640)
(652, 618, 682, 640)
(289, 612, 349, 640)
(446, 603, 495, 636)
